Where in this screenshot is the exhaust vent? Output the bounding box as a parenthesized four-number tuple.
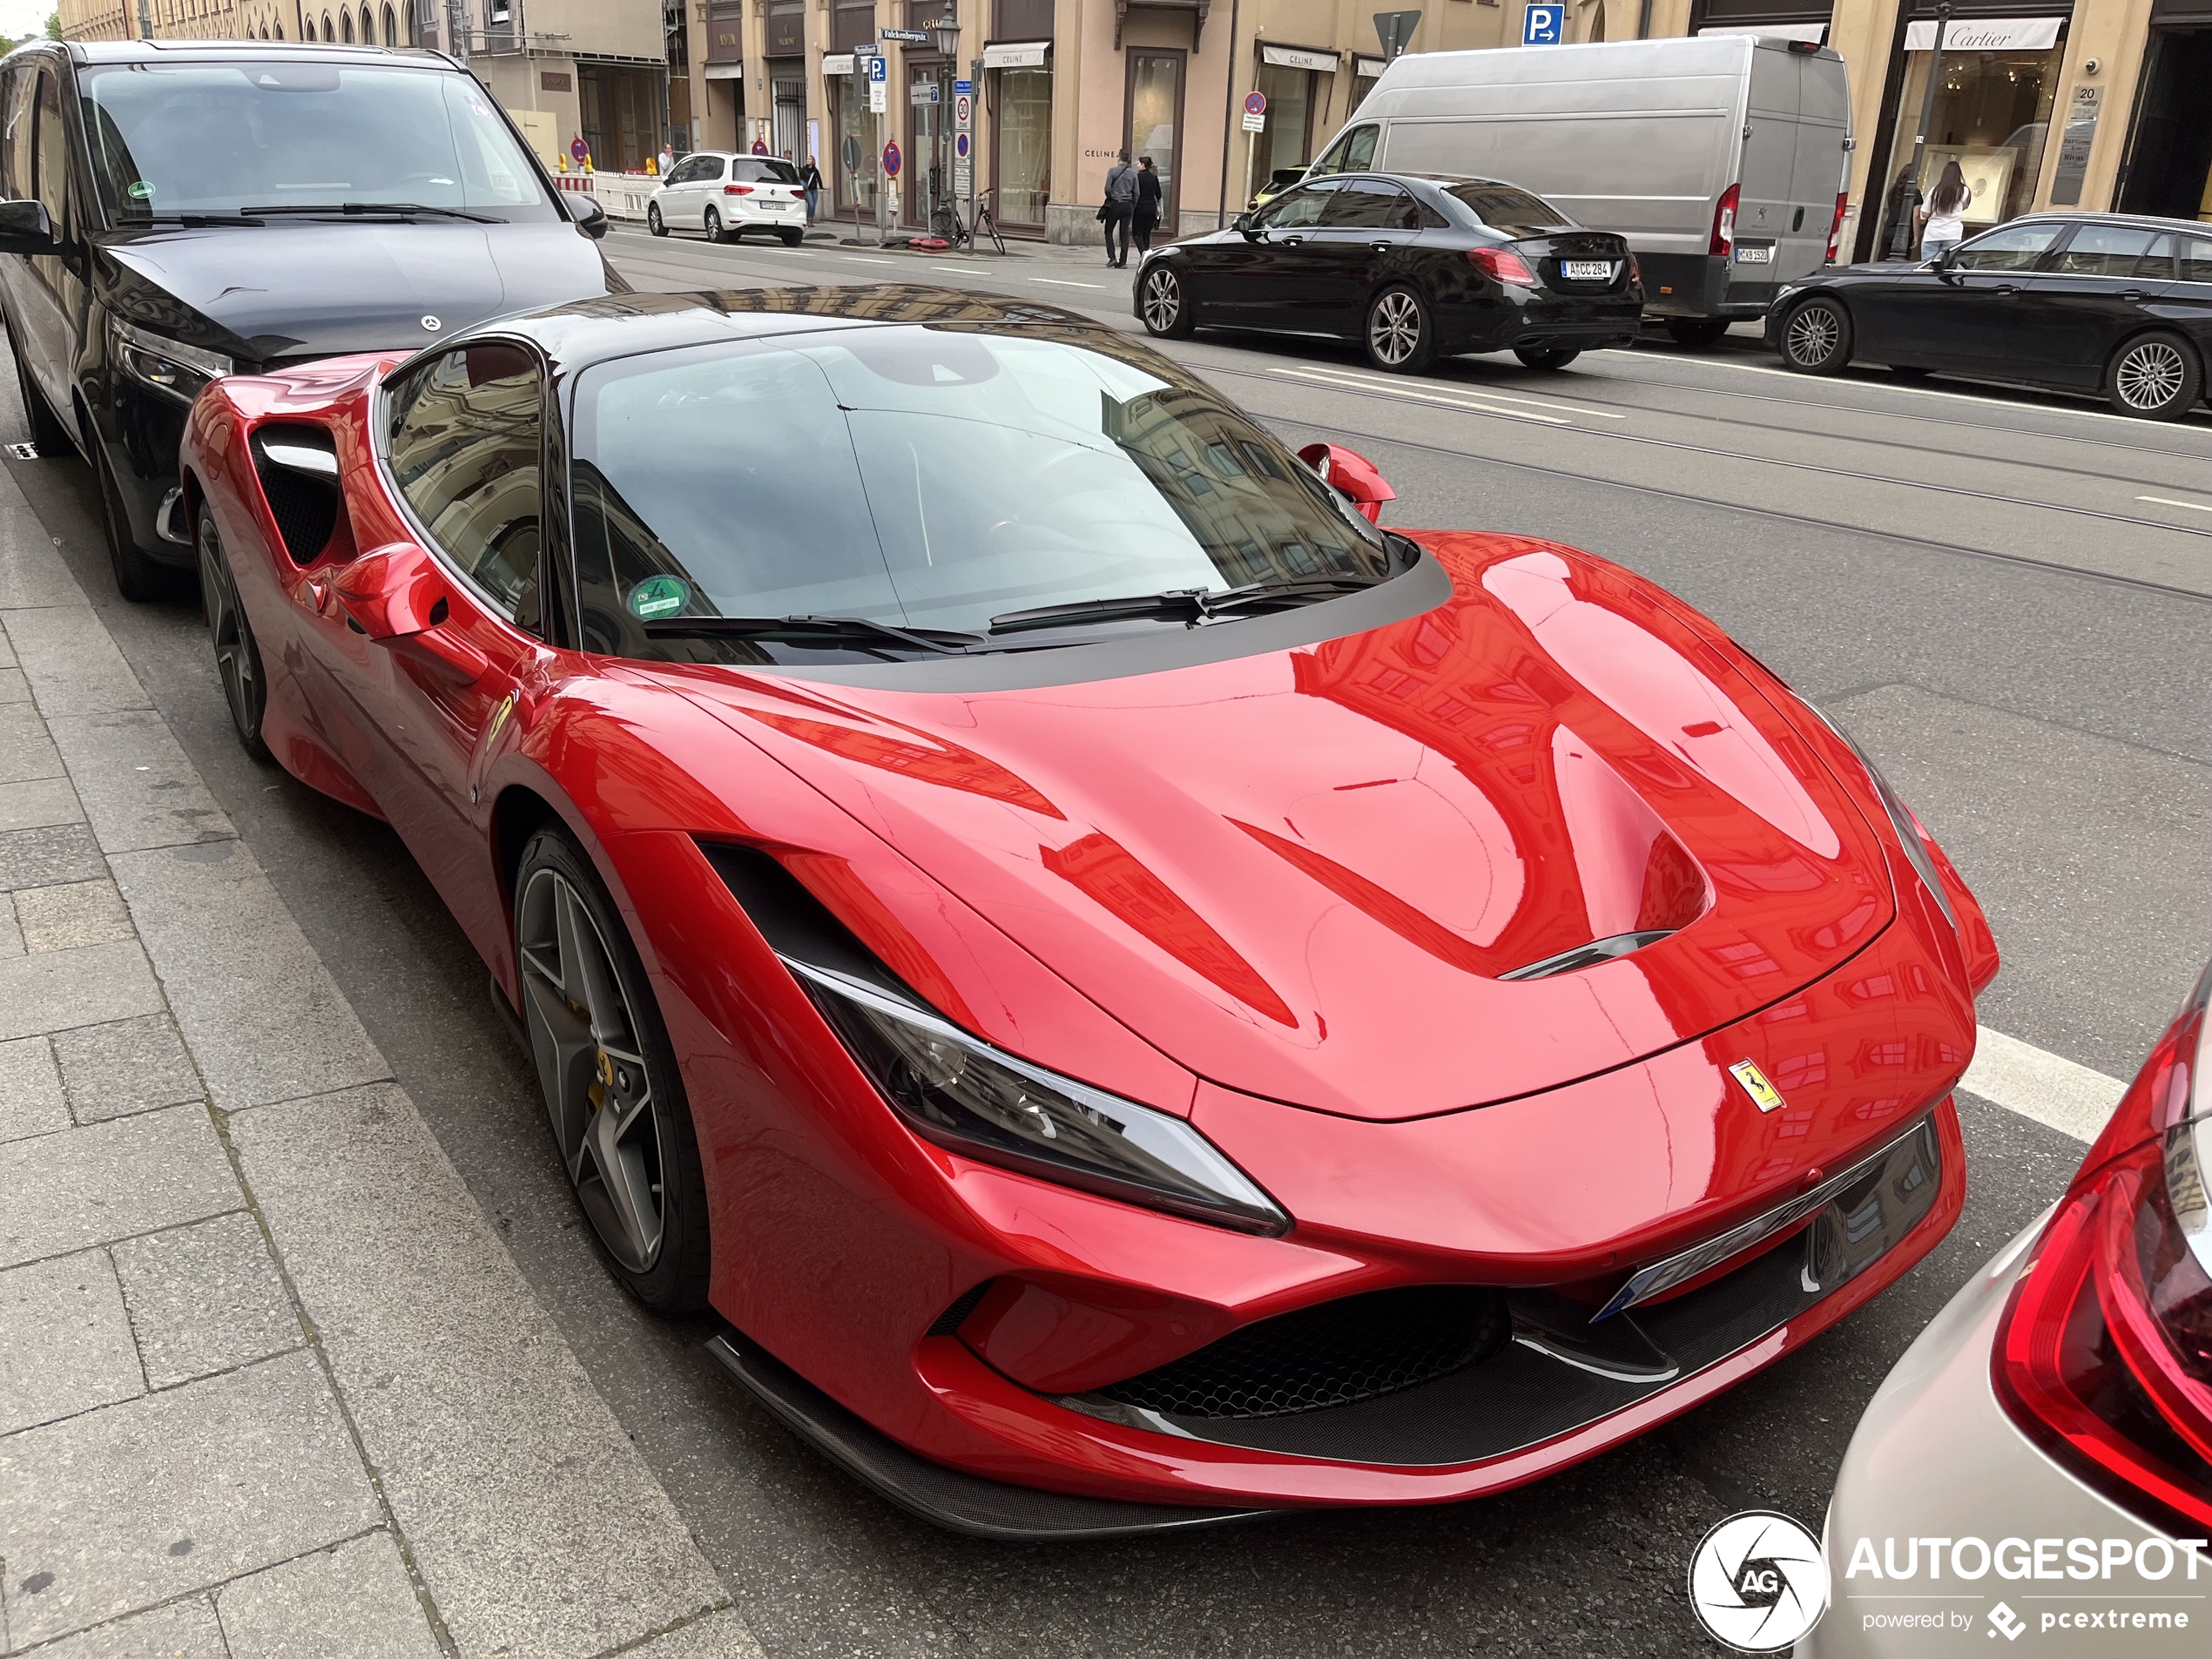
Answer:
(250, 425, 341, 565)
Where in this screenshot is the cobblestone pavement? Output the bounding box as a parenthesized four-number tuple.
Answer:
(0, 462, 761, 1657)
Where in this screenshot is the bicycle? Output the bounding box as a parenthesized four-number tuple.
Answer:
(927, 190, 1008, 256)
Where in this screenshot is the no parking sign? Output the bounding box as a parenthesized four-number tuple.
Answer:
(882, 139, 902, 179)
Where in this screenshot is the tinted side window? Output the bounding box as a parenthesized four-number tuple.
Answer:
(1322, 179, 1414, 231)
(387, 343, 543, 618)
(1256, 181, 1334, 229)
(732, 157, 799, 184)
(32, 69, 64, 234)
(0, 70, 23, 201)
(1951, 223, 2061, 271)
(2182, 236, 2212, 286)
(2050, 224, 2171, 279)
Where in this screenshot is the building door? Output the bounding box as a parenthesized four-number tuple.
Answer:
(907, 62, 944, 228)
(1125, 51, 1184, 232)
(772, 73, 804, 165)
(2118, 26, 2212, 220)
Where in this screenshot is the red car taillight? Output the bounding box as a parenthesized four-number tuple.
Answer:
(1709, 183, 1739, 258)
(1466, 246, 1537, 286)
(1993, 972, 2212, 1537)
(1825, 191, 1849, 264)
(725, 183, 754, 196)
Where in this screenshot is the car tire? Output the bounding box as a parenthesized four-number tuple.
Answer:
(1514, 345, 1581, 370)
(1778, 297, 1853, 375)
(2103, 332, 2202, 421)
(514, 825, 712, 1314)
(195, 507, 269, 760)
(647, 202, 666, 237)
(704, 206, 725, 244)
(9, 324, 72, 455)
(1666, 317, 1732, 348)
(1366, 285, 1436, 374)
(1138, 262, 1197, 339)
(779, 227, 803, 247)
(87, 411, 172, 603)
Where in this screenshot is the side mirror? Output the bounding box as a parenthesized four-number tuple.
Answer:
(1234, 212, 1259, 240)
(331, 541, 488, 679)
(568, 193, 609, 239)
(0, 199, 57, 257)
(1298, 442, 1396, 525)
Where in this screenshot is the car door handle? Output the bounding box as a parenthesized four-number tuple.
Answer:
(1281, 235, 1303, 246)
(2121, 290, 2144, 301)
(1369, 241, 1391, 251)
(1995, 284, 2017, 297)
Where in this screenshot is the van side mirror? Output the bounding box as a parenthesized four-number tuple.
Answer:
(1298, 442, 1396, 524)
(0, 199, 57, 257)
(568, 193, 609, 239)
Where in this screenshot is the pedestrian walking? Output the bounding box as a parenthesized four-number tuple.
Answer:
(1100, 150, 1137, 268)
(1132, 155, 1162, 260)
(799, 156, 824, 224)
(1919, 159, 1971, 262)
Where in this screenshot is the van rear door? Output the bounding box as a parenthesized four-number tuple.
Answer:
(1784, 53, 1852, 281)
(1731, 45, 1851, 301)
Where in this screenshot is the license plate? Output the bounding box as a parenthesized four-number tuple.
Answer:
(759, 201, 788, 211)
(1735, 245, 1774, 264)
(1561, 260, 1613, 280)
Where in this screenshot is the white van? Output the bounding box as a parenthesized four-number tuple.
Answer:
(1305, 36, 1852, 345)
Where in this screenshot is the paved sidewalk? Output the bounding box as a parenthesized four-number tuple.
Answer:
(0, 471, 759, 1654)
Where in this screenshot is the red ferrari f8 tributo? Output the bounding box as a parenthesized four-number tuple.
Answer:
(179, 287, 1998, 1536)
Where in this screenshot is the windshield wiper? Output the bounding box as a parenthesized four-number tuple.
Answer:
(988, 576, 1375, 636)
(120, 212, 267, 226)
(239, 202, 500, 223)
(642, 615, 983, 657)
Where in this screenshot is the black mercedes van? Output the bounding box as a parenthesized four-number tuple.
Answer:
(0, 39, 620, 598)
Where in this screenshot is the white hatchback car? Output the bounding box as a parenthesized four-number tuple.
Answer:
(647, 153, 807, 246)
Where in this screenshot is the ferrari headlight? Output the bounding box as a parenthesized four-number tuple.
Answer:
(786, 958, 1290, 1235)
(1804, 708, 1959, 933)
(109, 316, 232, 405)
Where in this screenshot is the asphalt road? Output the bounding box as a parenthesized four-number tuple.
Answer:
(9, 227, 2211, 1656)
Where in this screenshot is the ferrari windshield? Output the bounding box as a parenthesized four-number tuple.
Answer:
(568, 325, 1393, 658)
(80, 62, 558, 222)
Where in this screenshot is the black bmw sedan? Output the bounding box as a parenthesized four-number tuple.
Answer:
(1134, 172, 1642, 375)
(1768, 212, 2212, 420)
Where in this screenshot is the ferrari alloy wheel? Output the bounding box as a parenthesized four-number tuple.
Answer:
(1514, 345, 1581, 370)
(2105, 332, 2201, 421)
(1139, 265, 1196, 339)
(704, 206, 725, 243)
(515, 829, 711, 1311)
(196, 510, 268, 760)
(1780, 298, 1852, 375)
(647, 202, 666, 237)
(1366, 286, 1435, 374)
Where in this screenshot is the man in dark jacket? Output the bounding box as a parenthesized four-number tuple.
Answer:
(799, 157, 825, 224)
(1101, 149, 1137, 267)
(1132, 155, 1163, 259)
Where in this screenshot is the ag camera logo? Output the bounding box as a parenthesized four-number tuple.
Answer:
(1689, 1510, 1831, 1653)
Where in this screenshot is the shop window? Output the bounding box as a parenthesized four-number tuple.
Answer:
(1254, 63, 1314, 177)
(1126, 51, 1184, 226)
(994, 65, 1051, 226)
(1877, 28, 2061, 255)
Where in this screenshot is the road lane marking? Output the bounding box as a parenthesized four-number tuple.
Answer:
(1033, 278, 1105, 288)
(2139, 494, 2212, 514)
(1281, 363, 1624, 420)
(1961, 1026, 2124, 1144)
(1268, 366, 1571, 425)
(836, 255, 900, 265)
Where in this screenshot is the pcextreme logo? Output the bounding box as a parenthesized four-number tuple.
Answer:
(1841, 1534, 2209, 1645)
(1689, 1511, 1830, 1653)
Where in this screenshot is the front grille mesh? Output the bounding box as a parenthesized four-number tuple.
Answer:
(1096, 1285, 1510, 1420)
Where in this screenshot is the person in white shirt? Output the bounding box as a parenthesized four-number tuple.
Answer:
(1919, 160, 1971, 261)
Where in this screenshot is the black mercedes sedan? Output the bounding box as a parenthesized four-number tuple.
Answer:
(0, 39, 621, 601)
(1134, 172, 1642, 375)
(1768, 212, 2212, 421)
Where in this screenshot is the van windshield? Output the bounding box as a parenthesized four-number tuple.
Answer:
(1444, 183, 1575, 238)
(80, 62, 558, 223)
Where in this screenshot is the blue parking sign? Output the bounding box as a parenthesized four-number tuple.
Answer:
(1522, 2, 1565, 44)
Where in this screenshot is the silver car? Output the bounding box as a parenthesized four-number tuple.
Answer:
(1804, 966, 2212, 1656)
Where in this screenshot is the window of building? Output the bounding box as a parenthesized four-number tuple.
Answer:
(1254, 62, 1315, 178)
(1125, 51, 1183, 228)
(995, 66, 1050, 226)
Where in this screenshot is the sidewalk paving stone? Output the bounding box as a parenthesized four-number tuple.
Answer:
(0, 894, 17, 956)
(0, 538, 84, 610)
(619, 1610, 770, 1659)
(112, 1214, 300, 1392)
(14, 878, 132, 954)
(215, 1530, 441, 1659)
(0, 775, 80, 834)
(0, 938, 165, 1048)
(230, 1083, 727, 1659)
(0, 1250, 142, 1435)
(0, 607, 150, 718)
(53, 1014, 202, 1124)
(0, 703, 64, 785)
(46, 711, 235, 854)
(0, 1351, 381, 1649)
(0, 823, 104, 893)
(0, 1104, 239, 1269)
(24, 1596, 228, 1659)
(107, 840, 387, 1111)
(0, 1035, 67, 1143)
(0, 664, 26, 704)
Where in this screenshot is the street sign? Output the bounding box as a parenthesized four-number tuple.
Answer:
(570, 135, 589, 163)
(954, 78, 973, 93)
(954, 131, 970, 160)
(882, 139, 902, 179)
(867, 55, 887, 80)
(1241, 111, 1266, 133)
(910, 81, 940, 104)
(840, 133, 861, 172)
(954, 92, 972, 125)
(1244, 90, 1266, 115)
(880, 26, 929, 41)
(867, 56, 887, 114)
(1373, 10, 1421, 57)
(1522, 2, 1565, 44)
(954, 164, 973, 194)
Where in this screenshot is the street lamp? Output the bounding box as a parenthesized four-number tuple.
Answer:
(930, 15, 960, 58)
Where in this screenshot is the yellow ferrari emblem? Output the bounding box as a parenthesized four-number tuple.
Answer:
(1729, 1059, 1786, 1114)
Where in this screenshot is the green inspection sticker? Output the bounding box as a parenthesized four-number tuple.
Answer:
(126, 180, 155, 201)
(627, 575, 690, 619)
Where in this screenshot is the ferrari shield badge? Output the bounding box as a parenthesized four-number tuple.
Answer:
(1729, 1059, 1786, 1114)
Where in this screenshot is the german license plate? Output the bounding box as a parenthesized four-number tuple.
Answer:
(1561, 260, 1613, 280)
(1735, 244, 1774, 264)
(760, 201, 788, 211)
